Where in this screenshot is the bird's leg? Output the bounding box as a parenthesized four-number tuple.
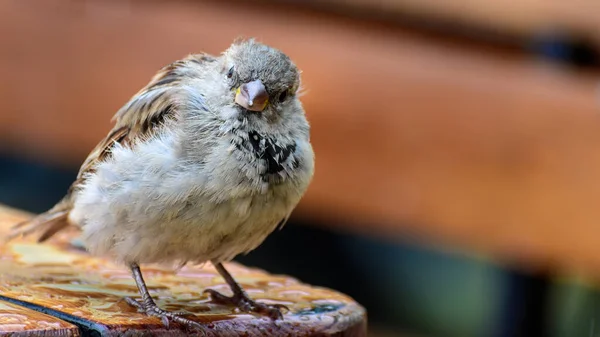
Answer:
(124, 262, 202, 329)
(204, 262, 288, 320)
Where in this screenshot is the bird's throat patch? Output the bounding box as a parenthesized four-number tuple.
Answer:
(238, 131, 297, 175)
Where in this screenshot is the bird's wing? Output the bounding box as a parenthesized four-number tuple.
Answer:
(74, 53, 216, 187)
(6, 53, 216, 243)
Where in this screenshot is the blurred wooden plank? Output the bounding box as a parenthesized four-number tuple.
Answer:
(0, 205, 367, 336)
(3, 1, 600, 279)
(304, 0, 600, 46)
(0, 301, 78, 337)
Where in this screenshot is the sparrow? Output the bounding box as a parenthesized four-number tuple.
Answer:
(5, 38, 314, 329)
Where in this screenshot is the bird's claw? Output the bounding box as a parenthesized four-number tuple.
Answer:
(203, 289, 288, 320)
(123, 297, 203, 330)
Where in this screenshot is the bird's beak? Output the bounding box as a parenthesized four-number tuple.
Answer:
(235, 79, 269, 112)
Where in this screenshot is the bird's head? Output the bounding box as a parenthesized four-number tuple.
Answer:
(214, 39, 303, 123)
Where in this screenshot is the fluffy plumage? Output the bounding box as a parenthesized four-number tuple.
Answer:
(6, 39, 314, 327)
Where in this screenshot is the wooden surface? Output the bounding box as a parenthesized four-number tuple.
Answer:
(0, 301, 79, 337)
(309, 0, 600, 46)
(0, 205, 367, 336)
(3, 0, 600, 279)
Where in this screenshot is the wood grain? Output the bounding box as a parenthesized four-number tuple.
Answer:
(0, 301, 78, 337)
(0, 205, 366, 336)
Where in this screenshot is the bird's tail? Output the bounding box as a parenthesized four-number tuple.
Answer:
(4, 200, 72, 243)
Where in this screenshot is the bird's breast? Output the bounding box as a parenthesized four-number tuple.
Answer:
(233, 130, 299, 178)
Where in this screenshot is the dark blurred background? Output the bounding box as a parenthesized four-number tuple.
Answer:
(3, 1, 600, 336)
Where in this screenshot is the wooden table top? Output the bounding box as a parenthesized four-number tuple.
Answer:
(0, 301, 79, 337)
(0, 205, 366, 336)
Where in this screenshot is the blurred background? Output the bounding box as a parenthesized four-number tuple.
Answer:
(3, 0, 600, 336)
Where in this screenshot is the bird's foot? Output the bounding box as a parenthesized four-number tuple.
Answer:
(203, 289, 288, 320)
(124, 297, 202, 330)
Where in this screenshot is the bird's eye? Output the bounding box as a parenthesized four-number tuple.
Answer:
(227, 66, 234, 79)
(278, 90, 288, 103)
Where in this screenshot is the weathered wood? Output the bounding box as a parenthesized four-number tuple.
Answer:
(0, 205, 367, 336)
(0, 301, 79, 337)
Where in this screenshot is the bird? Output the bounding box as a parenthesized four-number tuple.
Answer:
(5, 38, 315, 329)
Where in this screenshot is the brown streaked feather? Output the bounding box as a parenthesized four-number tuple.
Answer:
(5, 53, 216, 243)
(5, 204, 69, 243)
(75, 53, 215, 186)
(277, 213, 291, 231)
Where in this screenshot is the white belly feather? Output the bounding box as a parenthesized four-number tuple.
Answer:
(68, 130, 305, 265)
